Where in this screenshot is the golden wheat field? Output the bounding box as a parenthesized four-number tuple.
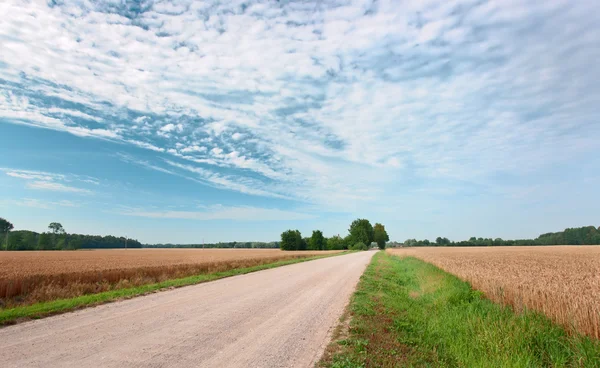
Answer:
(387, 246, 600, 339)
(0, 249, 340, 307)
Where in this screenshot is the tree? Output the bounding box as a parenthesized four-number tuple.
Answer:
(48, 222, 65, 235)
(300, 237, 309, 251)
(1, 217, 14, 250)
(350, 242, 367, 251)
(38, 233, 53, 250)
(327, 235, 345, 250)
(374, 223, 389, 250)
(309, 230, 326, 250)
(342, 234, 353, 249)
(280, 230, 303, 251)
(349, 219, 374, 246)
(435, 237, 450, 246)
(48, 222, 66, 249)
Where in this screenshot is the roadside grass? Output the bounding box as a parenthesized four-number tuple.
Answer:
(320, 252, 600, 368)
(0, 252, 348, 326)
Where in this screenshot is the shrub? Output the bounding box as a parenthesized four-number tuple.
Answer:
(350, 242, 368, 251)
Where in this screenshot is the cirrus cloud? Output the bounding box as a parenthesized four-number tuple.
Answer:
(0, 0, 598, 214)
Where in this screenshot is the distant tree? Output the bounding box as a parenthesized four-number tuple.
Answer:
(300, 237, 309, 251)
(404, 239, 416, 247)
(280, 230, 303, 251)
(309, 230, 326, 250)
(374, 223, 389, 250)
(343, 234, 353, 249)
(21, 231, 38, 250)
(350, 242, 368, 251)
(349, 219, 374, 246)
(38, 233, 53, 250)
(1, 217, 14, 250)
(48, 222, 66, 249)
(48, 222, 65, 235)
(327, 235, 345, 250)
(435, 237, 451, 246)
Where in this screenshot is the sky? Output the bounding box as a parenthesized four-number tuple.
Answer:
(1, 0, 599, 244)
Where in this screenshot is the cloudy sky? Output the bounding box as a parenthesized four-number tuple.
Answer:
(1, 0, 599, 244)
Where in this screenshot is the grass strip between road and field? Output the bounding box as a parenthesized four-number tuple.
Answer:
(0, 251, 350, 326)
(320, 251, 600, 368)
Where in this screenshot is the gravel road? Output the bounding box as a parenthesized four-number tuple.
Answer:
(0, 251, 374, 368)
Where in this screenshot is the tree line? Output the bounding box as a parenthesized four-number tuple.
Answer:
(145, 242, 280, 249)
(280, 219, 389, 251)
(402, 226, 600, 247)
(0, 218, 141, 250)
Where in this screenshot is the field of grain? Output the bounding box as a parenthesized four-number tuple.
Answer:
(387, 246, 600, 339)
(0, 249, 340, 307)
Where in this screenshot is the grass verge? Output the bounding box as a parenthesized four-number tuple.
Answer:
(0, 252, 348, 326)
(320, 251, 600, 368)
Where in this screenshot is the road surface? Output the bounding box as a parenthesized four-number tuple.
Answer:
(0, 251, 374, 368)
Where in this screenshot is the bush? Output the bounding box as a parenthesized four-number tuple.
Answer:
(350, 242, 368, 251)
(327, 235, 345, 250)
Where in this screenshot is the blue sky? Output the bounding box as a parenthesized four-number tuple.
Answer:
(1, 0, 599, 244)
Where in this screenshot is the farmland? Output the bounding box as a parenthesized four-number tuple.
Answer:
(387, 246, 600, 339)
(0, 249, 340, 308)
(320, 252, 600, 367)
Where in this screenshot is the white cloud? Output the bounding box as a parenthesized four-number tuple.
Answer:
(0, 0, 598, 213)
(163, 160, 289, 199)
(117, 153, 175, 175)
(180, 145, 207, 153)
(2, 168, 95, 195)
(160, 124, 176, 132)
(210, 147, 223, 156)
(6, 171, 54, 181)
(26, 181, 92, 194)
(4, 198, 82, 209)
(119, 205, 315, 221)
(127, 140, 165, 152)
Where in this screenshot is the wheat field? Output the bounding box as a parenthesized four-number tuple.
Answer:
(387, 246, 600, 339)
(0, 249, 339, 307)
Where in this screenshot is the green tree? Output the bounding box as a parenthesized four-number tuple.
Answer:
(349, 219, 374, 246)
(309, 230, 326, 250)
(38, 233, 53, 250)
(435, 237, 451, 246)
(374, 223, 389, 250)
(48, 222, 65, 235)
(350, 242, 367, 251)
(280, 229, 303, 251)
(1, 217, 14, 250)
(48, 222, 66, 249)
(343, 234, 353, 249)
(327, 235, 345, 250)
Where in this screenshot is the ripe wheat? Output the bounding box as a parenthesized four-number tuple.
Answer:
(388, 246, 600, 339)
(0, 249, 339, 307)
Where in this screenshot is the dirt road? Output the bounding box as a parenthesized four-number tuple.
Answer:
(0, 251, 374, 367)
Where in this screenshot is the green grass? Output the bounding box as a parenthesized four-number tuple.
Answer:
(321, 252, 600, 368)
(0, 252, 347, 326)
